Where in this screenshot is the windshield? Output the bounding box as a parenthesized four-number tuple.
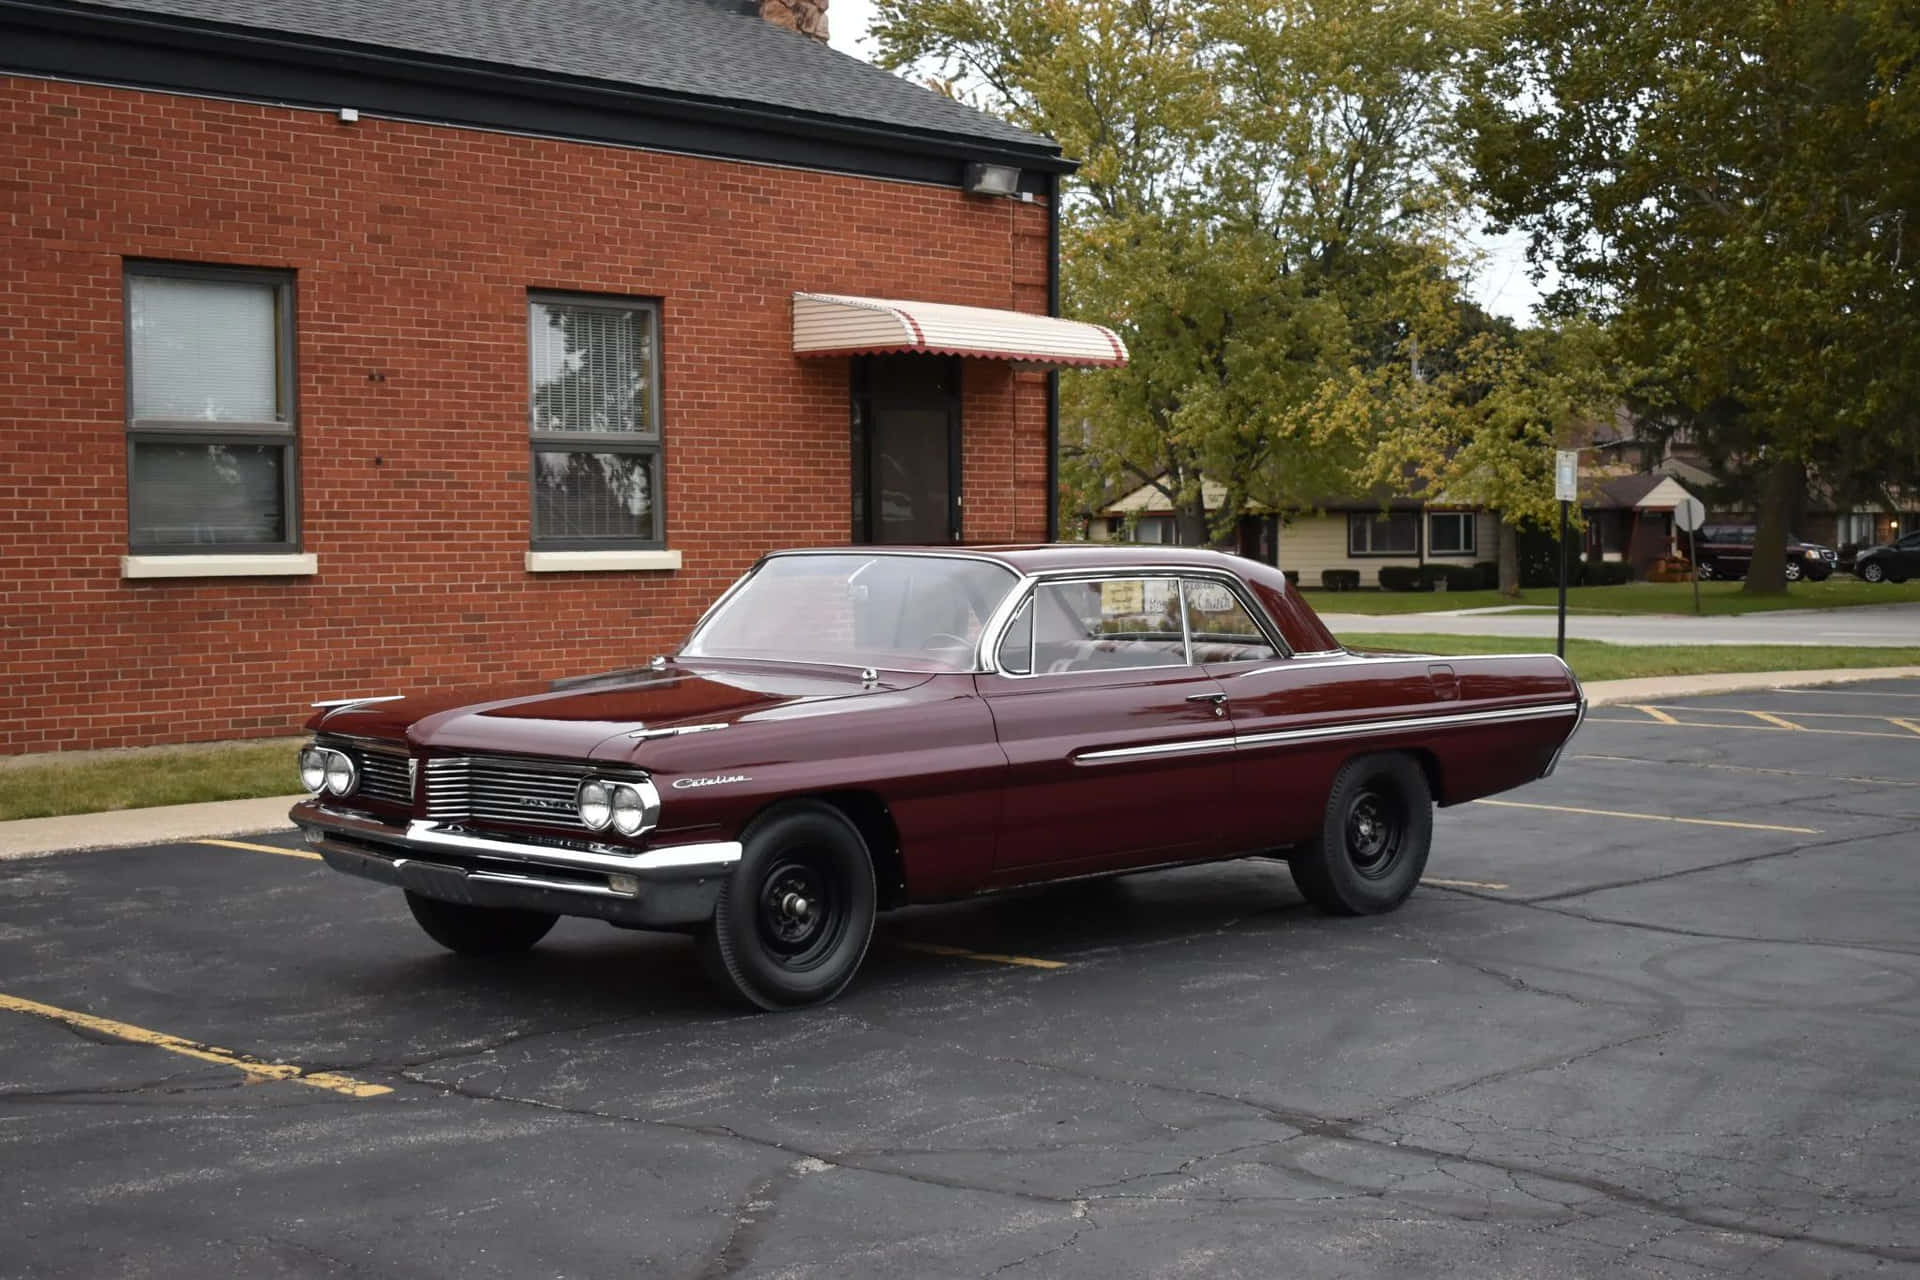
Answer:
(683, 554, 1020, 672)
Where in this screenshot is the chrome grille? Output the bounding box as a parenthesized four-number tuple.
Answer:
(354, 749, 415, 806)
(425, 755, 589, 828)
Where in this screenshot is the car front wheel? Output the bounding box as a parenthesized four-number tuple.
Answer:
(699, 802, 876, 1010)
(1695, 561, 1715, 580)
(1784, 560, 1803, 581)
(1860, 560, 1886, 583)
(1289, 753, 1433, 915)
(405, 891, 557, 956)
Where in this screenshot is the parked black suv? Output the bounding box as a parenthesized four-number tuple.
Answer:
(1691, 526, 1837, 582)
(1853, 531, 1920, 583)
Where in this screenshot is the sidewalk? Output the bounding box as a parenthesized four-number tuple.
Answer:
(0, 794, 301, 861)
(4, 664, 1919, 860)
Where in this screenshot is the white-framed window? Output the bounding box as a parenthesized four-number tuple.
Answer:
(1428, 511, 1477, 556)
(529, 292, 663, 550)
(124, 263, 297, 553)
(1348, 511, 1418, 556)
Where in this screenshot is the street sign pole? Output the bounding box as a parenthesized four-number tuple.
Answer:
(1557, 498, 1569, 658)
(1673, 494, 1708, 616)
(1689, 526, 1701, 615)
(1554, 450, 1578, 660)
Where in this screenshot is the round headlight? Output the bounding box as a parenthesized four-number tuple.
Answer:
(298, 746, 329, 794)
(323, 750, 357, 796)
(577, 779, 613, 831)
(611, 784, 645, 836)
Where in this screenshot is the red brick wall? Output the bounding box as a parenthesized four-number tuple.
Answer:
(0, 77, 1055, 753)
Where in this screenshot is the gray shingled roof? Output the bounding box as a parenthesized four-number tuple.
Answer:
(67, 0, 1055, 152)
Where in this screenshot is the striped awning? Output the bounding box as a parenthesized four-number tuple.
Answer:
(792, 292, 1128, 369)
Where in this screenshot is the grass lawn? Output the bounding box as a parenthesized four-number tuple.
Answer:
(0, 739, 301, 822)
(1341, 632, 1920, 683)
(1302, 577, 1920, 616)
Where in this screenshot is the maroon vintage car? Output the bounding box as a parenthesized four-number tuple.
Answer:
(291, 546, 1584, 1009)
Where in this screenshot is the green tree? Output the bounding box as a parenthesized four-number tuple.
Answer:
(1467, 0, 1920, 593)
(1359, 316, 1618, 593)
(875, 0, 1498, 544)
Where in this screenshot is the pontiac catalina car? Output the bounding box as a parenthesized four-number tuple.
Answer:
(291, 545, 1585, 1009)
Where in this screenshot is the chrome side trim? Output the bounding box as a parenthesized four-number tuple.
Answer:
(311, 694, 403, 710)
(1287, 648, 1348, 660)
(1072, 701, 1582, 766)
(1233, 702, 1581, 750)
(1076, 735, 1239, 763)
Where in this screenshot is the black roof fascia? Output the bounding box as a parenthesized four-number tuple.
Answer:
(0, 0, 1073, 191)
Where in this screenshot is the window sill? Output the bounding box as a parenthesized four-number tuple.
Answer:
(122, 553, 318, 579)
(526, 549, 682, 573)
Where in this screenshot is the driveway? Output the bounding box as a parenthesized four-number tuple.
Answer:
(3, 680, 1919, 1276)
(1319, 599, 1920, 646)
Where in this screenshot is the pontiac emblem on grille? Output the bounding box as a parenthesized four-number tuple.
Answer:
(519, 797, 571, 811)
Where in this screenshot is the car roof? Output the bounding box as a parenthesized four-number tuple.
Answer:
(765, 544, 1264, 576)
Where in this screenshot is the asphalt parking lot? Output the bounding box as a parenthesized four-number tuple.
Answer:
(4, 680, 1919, 1278)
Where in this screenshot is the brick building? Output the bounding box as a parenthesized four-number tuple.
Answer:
(1, 0, 1125, 753)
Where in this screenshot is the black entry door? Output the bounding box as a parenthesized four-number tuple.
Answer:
(852, 355, 961, 544)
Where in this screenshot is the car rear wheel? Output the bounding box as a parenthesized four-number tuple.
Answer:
(1860, 560, 1887, 583)
(1289, 753, 1433, 916)
(405, 891, 557, 956)
(698, 802, 876, 1010)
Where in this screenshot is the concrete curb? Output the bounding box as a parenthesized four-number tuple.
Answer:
(1580, 666, 1920, 707)
(4, 664, 1919, 859)
(0, 795, 302, 861)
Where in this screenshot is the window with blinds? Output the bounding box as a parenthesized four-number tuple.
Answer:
(125, 264, 297, 553)
(529, 294, 663, 549)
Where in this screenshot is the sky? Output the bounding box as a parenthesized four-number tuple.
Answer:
(823, 1, 1547, 323)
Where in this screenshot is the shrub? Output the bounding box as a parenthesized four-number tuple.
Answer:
(1320, 569, 1361, 592)
(1378, 565, 1434, 591)
(1516, 529, 1583, 589)
(1434, 564, 1485, 591)
(1584, 560, 1632, 586)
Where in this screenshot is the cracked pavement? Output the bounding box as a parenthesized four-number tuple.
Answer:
(3, 679, 1919, 1277)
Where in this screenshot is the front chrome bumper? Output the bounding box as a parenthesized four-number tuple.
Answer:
(291, 800, 740, 930)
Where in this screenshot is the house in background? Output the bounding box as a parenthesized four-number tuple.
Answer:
(1091, 480, 1497, 584)
(0, 0, 1130, 754)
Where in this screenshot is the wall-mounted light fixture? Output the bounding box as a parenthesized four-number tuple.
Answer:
(338, 107, 360, 124)
(962, 163, 1021, 197)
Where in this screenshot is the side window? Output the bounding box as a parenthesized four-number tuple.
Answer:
(1031, 578, 1188, 674)
(1182, 579, 1278, 663)
(996, 597, 1033, 675)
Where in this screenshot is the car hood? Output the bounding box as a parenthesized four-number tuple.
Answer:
(309, 662, 932, 760)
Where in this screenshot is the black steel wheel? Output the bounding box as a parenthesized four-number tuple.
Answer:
(699, 803, 876, 1010)
(1288, 753, 1433, 916)
(404, 891, 557, 956)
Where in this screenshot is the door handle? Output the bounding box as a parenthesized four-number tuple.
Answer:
(1186, 692, 1228, 717)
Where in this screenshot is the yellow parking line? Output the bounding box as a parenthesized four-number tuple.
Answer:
(1424, 877, 1508, 891)
(1741, 710, 1805, 730)
(195, 838, 320, 861)
(0, 992, 390, 1098)
(1574, 753, 1920, 788)
(897, 942, 1066, 971)
(1890, 718, 1920, 738)
(1471, 798, 1821, 835)
(1628, 704, 1680, 724)
(1585, 716, 1920, 742)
